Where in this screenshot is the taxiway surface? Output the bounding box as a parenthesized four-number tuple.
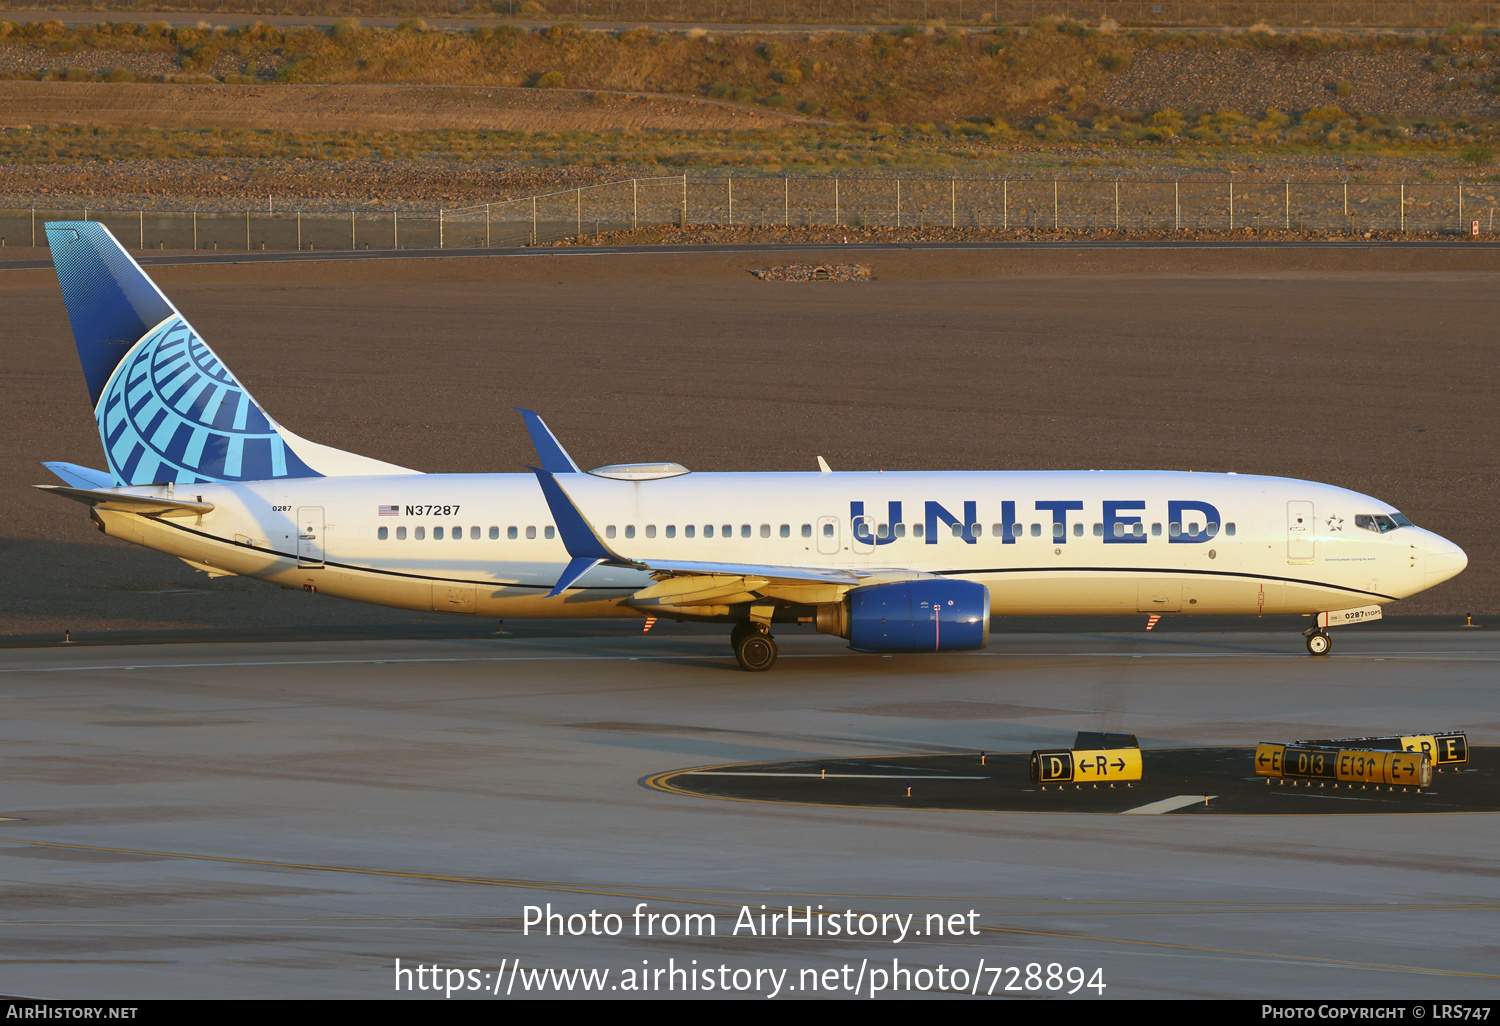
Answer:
(1, 626, 1495, 998)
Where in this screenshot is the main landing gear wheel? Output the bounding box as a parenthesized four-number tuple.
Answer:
(733, 627, 778, 672)
(729, 620, 767, 649)
(1305, 630, 1332, 656)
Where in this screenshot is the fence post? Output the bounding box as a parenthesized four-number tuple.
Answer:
(1400, 181, 1405, 234)
(1285, 181, 1290, 230)
(532, 197, 537, 244)
(576, 189, 581, 238)
(896, 175, 901, 228)
(1458, 182, 1463, 233)
(1003, 177, 1008, 231)
(682, 174, 688, 228)
(485, 202, 491, 247)
(246, 209, 250, 251)
(1114, 179, 1119, 231)
(728, 176, 733, 227)
(1053, 178, 1058, 231)
(1174, 179, 1180, 230)
(193, 208, 198, 250)
(351, 210, 356, 250)
(784, 176, 789, 227)
(834, 176, 840, 227)
(394, 209, 399, 250)
(1229, 179, 1234, 231)
(950, 177, 955, 229)
(139, 209, 143, 249)
(1343, 180, 1348, 223)
(633, 179, 638, 229)
(441, 208, 446, 249)
(31, 206, 35, 247)
(297, 211, 302, 250)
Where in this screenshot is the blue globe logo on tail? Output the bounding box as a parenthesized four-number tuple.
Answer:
(100, 317, 318, 485)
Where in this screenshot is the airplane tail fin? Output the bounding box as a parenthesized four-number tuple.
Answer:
(45, 222, 417, 485)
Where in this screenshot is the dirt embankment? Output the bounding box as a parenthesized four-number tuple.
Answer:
(0, 80, 811, 132)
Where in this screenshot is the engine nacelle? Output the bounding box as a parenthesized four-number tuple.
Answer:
(840, 580, 991, 653)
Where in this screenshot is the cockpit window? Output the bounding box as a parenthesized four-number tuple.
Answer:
(1355, 513, 1405, 534)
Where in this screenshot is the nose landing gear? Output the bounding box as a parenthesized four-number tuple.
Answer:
(730, 620, 778, 672)
(1304, 628, 1332, 656)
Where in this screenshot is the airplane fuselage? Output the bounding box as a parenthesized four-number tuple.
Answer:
(89, 469, 1465, 622)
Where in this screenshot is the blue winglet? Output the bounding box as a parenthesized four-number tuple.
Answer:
(516, 409, 581, 474)
(529, 468, 626, 564)
(547, 556, 606, 598)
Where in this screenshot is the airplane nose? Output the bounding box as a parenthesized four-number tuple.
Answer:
(1425, 537, 1468, 589)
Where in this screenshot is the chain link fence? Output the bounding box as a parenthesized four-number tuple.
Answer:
(7, 1, 1500, 28)
(7, 176, 1500, 251)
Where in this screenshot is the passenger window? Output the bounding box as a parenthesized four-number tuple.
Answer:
(415, 526, 426, 540)
(823, 522, 835, 537)
(741, 525, 751, 538)
(1169, 522, 1181, 537)
(645, 525, 656, 539)
(625, 525, 636, 539)
(1011, 523, 1022, 538)
(665, 525, 675, 538)
(1132, 523, 1144, 537)
(488, 527, 498, 540)
(1188, 522, 1200, 537)
(453, 526, 461, 540)
(760, 524, 770, 538)
(1206, 522, 1218, 538)
(969, 523, 981, 539)
(471, 526, 480, 540)
(992, 524, 1003, 537)
(1152, 523, 1161, 536)
(722, 525, 732, 537)
(526, 526, 536, 539)
(895, 523, 906, 537)
(801, 524, 811, 538)
(508, 526, 518, 540)
(1073, 523, 1083, 537)
(780, 524, 790, 538)
(1093, 523, 1103, 537)
(704, 525, 714, 538)
(1113, 522, 1123, 538)
(545, 526, 556, 540)
(1226, 523, 1236, 536)
(378, 526, 388, 540)
(396, 526, 407, 540)
(1052, 523, 1064, 540)
(434, 527, 444, 540)
(877, 523, 889, 539)
(951, 523, 963, 537)
(1030, 523, 1041, 537)
(606, 525, 616, 539)
(914, 523, 924, 538)
(685, 525, 695, 538)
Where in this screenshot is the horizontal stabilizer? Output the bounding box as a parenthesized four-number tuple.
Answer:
(34, 484, 214, 518)
(42, 461, 114, 489)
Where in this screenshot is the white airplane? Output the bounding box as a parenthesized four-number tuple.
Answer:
(36, 222, 1468, 670)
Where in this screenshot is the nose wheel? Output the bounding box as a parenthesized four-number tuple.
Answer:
(1304, 629, 1332, 656)
(731, 621, 778, 672)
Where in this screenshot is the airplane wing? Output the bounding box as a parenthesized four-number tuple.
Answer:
(34, 485, 214, 518)
(515, 409, 927, 606)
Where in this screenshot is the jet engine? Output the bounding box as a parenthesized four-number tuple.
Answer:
(817, 580, 991, 653)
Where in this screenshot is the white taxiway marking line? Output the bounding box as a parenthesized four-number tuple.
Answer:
(0, 652, 1493, 674)
(683, 772, 988, 779)
(1121, 795, 1218, 815)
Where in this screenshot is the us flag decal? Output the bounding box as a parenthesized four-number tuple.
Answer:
(378, 505, 398, 516)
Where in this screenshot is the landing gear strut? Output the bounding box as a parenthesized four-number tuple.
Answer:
(1304, 628, 1332, 656)
(731, 621, 778, 672)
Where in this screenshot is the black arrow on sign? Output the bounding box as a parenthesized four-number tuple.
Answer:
(1112, 758, 1126, 771)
